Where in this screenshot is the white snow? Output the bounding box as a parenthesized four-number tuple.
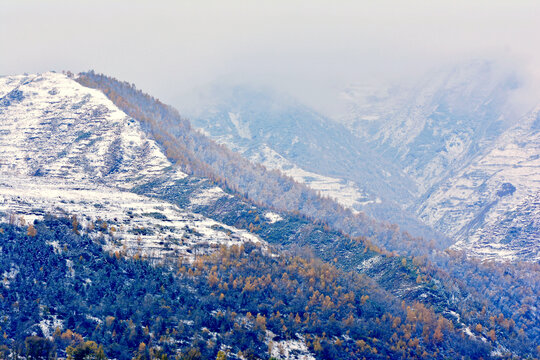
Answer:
(464, 326, 474, 337)
(38, 316, 63, 339)
(245, 145, 370, 213)
(0, 72, 265, 259)
(1, 266, 19, 288)
(283, 167, 368, 212)
(266, 331, 315, 360)
(190, 186, 230, 206)
(264, 212, 283, 224)
(356, 255, 383, 272)
(229, 112, 252, 139)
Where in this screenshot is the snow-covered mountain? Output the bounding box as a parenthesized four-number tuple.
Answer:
(417, 108, 540, 261)
(2, 71, 539, 359)
(0, 72, 260, 258)
(340, 60, 520, 192)
(183, 84, 445, 242)
(340, 60, 539, 261)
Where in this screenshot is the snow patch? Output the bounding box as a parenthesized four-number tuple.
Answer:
(1, 266, 19, 288)
(38, 316, 63, 339)
(190, 186, 228, 206)
(228, 112, 252, 139)
(264, 212, 283, 224)
(266, 331, 315, 360)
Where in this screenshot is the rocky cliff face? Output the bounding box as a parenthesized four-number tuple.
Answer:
(417, 108, 540, 260)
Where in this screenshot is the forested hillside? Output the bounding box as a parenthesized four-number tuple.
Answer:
(73, 71, 540, 359)
(0, 218, 513, 359)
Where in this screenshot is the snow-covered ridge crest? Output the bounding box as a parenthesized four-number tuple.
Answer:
(0, 72, 262, 258)
(0, 72, 181, 187)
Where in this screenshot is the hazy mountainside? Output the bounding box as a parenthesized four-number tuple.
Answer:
(183, 84, 446, 243)
(183, 84, 416, 206)
(78, 71, 449, 257)
(340, 60, 539, 261)
(341, 61, 519, 192)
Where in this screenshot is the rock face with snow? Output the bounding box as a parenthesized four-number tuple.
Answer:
(0, 72, 261, 258)
(417, 109, 540, 260)
(185, 61, 539, 261)
(340, 61, 539, 261)
(340, 61, 520, 192)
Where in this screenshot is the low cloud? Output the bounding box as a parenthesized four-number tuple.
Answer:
(2, 0, 540, 116)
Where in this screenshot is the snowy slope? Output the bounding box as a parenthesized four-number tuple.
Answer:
(417, 109, 540, 261)
(340, 61, 519, 192)
(0, 72, 261, 258)
(0, 73, 176, 186)
(340, 61, 539, 261)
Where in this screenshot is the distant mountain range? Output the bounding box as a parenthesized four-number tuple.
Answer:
(185, 61, 539, 262)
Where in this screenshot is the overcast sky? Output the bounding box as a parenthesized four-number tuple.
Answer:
(2, 0, 540, 114)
